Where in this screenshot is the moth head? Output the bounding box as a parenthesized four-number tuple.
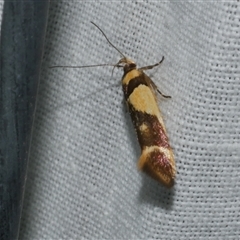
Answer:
(118, 57, 137, 73)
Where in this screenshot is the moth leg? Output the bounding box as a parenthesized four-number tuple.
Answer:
(122, 99, 129, 113)
(157, 88, 171, 99)
(147, 74, 172, 99)
(139, 56, 164, 71)
(153, 81, 171, 99)
(140, 56, 171, 98)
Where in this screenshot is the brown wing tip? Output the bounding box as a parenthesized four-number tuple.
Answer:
(138, 147, 176, 188)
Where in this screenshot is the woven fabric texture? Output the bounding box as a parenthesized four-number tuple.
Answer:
(16, 2, 240, 239)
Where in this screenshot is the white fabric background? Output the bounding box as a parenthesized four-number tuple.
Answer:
(15, 1, 240, 239)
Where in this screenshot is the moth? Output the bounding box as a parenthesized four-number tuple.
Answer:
(51, 22, 176, 187)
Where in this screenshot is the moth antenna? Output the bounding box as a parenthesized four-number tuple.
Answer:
(49, 63, 116, 69)
(91, 21, 126, 59)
